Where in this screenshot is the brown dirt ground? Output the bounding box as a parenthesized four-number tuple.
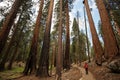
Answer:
(2, 61, 119, 80)
(7, 67, 82, 80)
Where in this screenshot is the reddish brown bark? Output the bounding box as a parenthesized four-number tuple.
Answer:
(83, 0, 103, 65)
(36, 0, 54, 77)
(64, 0, 70, 70)
(56, 0, 63, 79)
(83, 6, 90, 62)
(96, 0, 119, 60)
(23, 0, 44, 75)
(0, 0, 23, 54)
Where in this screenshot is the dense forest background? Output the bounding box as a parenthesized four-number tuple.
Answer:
(0, 0, 120, 80)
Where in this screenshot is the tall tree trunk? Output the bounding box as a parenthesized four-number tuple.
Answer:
(83, 6, 90, 62)
(0, 0, 23, 54)
(64, 0, 70, 70)
(96, 0, 119, 61)
(56, 0, 62, 79)
(23, 0, 44, 75)
(36, 0, 54, 77)
(83, 0, 103, 66)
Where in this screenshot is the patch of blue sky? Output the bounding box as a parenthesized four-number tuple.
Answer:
(70, 0, 102, 46)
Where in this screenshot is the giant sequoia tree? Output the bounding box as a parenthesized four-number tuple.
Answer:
(96, 0, 119, 61)
(56, 0, 63, 79)
(83, 0, 103, 65)
(23, 0, 44, 75)
(36, 0, 54, 77)
(64, 0, 70, 70)
(83, 6, 90, 62)
(0, 0, 23, 54)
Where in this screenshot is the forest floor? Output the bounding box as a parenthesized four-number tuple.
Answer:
(87, 61, 120, 80)
(0, 63, 82, 80)
(14, 67, 82, 80)
(72, 64, 96, 80)
(0, 62, 120, 80)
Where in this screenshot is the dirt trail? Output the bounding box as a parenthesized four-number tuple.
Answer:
(79, 67, 96, 80)
(73, 65, 96, 80)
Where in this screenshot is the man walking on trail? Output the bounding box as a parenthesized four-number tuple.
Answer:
(84, 62, 88, 74)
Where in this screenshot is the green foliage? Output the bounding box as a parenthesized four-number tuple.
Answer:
(71, 18, 88, 63)
(0, 67, 24, 79)
(71, 18, 79, 37)
(7, 0, 34, 62)
(79, 30, 87, 61)
(62, 0, 75, 12)
(41, 0, 50, 26)
(112, 10, 120, 27)
(6, 67, 24, 73)
(90, 46, 95, 58)
(71, 18, 78, 63)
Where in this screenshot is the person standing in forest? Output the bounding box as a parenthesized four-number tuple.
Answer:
(84, 62, 88, 75)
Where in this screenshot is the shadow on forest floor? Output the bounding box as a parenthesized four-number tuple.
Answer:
(0, 67, 24, 80)
(0, 66, 82, 80)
